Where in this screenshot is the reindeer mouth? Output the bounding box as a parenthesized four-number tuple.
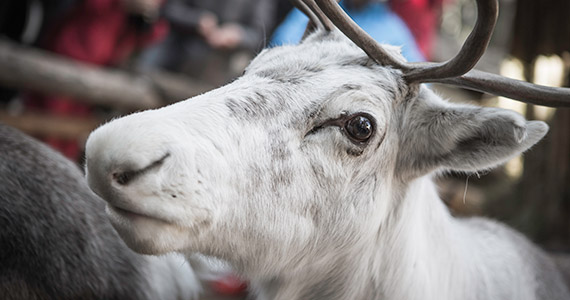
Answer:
(106, 204, 173, 225)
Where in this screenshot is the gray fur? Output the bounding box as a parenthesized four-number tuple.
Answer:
(0, 124, 198, 300)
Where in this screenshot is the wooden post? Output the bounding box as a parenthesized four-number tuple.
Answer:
(0, 110, 100, 141)
(0, 38, 212, 111)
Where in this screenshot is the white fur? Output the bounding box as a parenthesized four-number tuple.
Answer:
(145, 253, 202, 300)
(85, 31, 569, 299)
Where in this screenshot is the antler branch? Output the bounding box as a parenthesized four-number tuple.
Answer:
(314, 0, 408, 68)
(303, 0, 335, 31)
(291, 0, 334, 33)
(290, 0, 321, 32)
(432, 70, 570, 107)
(403, 0, 498, 82)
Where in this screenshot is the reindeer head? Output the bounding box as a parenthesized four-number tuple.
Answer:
(85, 0, 568, 279)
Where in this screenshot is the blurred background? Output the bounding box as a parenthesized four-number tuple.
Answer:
(0, 0, 568, 253)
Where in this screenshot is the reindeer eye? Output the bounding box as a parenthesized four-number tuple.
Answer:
(344, 114, 374, 143)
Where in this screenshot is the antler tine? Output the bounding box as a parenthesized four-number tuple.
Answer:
(303, 0, 335, 32)
(314, 0, 408, 69)
(291, 0, 334, 33)
(403, 0, 499, 82)
(290, 0, 322, 32)
(431, 70, 570, 107)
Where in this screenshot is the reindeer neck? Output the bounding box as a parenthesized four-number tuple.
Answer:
(251, 176, 472, 300)
(373, 176, 474, 300)
(251, 249, 382, 300)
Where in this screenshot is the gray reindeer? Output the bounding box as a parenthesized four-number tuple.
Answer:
(84, 0, 570, 299)
(0, 124, 201, 300)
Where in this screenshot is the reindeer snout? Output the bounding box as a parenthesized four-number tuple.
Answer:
(86, 144, 171, 201)
(84, 113, 176, 203)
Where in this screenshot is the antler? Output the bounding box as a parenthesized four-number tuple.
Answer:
(294, 0, 570, 107)
(290, 0, 334, 32)
(432, 70, 570, 107)
(401, 0, 498, 82)
(311, 0, 408, 68)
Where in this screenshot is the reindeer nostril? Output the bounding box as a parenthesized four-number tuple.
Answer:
(111, 153, 170, 186)
(113, 170, 137, 185)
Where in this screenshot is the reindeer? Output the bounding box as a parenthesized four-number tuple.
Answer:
(0, 124, 201, 300)
(84, 0, 570, 299)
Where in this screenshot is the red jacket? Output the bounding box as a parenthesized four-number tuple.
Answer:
(390, 0, 444, 59)
(42, 0, 168, 65)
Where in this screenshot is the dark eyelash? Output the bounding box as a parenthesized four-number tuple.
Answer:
(305, 112, 376, 141)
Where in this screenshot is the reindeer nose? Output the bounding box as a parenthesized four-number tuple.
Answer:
(112, 169, 139, 186)
(111, 153, 171, 186)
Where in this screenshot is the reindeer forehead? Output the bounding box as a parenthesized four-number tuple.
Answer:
(248, 32, 399, 77)
(227, 34, 403, 123)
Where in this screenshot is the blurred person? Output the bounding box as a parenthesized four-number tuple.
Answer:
(35, 0, 167, 66)
(390, 0, 444, 59)
(270, 0, 425, 62)
(24, 0, 168, 161)
(137, 0, 277, 85)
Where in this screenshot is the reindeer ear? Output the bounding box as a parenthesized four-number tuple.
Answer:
(397, 93, 548, 177)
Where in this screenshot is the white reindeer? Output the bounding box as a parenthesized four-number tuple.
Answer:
(84, 0, 570, 299)
(0, 124, 201, 300)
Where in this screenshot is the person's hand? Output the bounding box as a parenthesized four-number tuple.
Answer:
(122, 0, 161, 19)
(198, 12, 219, 38)
(206, 23, 243, 50)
